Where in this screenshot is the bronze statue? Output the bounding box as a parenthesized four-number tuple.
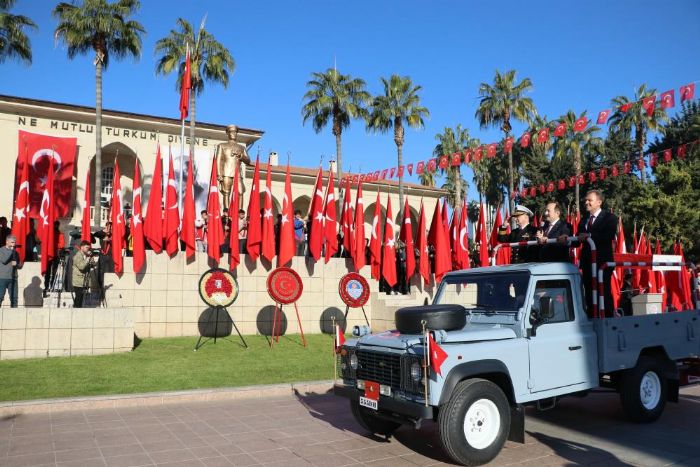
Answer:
(215, 124, 250, 210)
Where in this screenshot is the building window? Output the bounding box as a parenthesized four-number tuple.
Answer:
(101, 166, 114, 207)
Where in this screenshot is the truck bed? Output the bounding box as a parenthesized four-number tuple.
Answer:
(595, 310, 700, 373)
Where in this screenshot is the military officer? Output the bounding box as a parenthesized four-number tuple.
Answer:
(497, 205, 539, 263)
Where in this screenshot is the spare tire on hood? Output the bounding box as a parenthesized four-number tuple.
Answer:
(395, 304, 467, 334)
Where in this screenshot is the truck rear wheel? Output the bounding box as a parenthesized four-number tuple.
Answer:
(350, 400, 401, 436)
(619, 356, 667, 423)
(438, 379, 510, 466)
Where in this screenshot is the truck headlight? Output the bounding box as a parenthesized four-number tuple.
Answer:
(350, 353, 358, 370)
(410, 362, 422, 382)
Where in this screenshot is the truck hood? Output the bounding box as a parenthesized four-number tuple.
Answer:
(356, 326, 516, 350)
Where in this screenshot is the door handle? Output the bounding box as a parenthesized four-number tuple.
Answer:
(568, 346, 582, 351)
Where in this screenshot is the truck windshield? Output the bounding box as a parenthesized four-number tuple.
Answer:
(434, 272, 530, 312)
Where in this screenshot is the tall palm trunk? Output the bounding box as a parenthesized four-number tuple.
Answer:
(94, 57, 103, 227)
(451, 166, 462, 208)
(574, 147, 581, 212)
(394, 119, 404, 219)
(636, 127, 646, 183)
(335, 131, 342, 181)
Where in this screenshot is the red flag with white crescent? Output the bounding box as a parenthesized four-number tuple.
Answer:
(537, 127, 550, 143)
(180, 154, 196, 259)
(334, 324, 345, 353)
(597, 109, 611, 124)
(82, 170, 91, 243)
(340, 179, 353, 257)
(38, 157, 56, 275)
(246, 157, 262, 261)
(15, 130, 77, 219)
(520, 132, 531, 148)
(400, 198, 416, 281)
(381, 196, 397, 287)
(417, 201, 430, 286)
(179, 46, 191, 120)
(206, 155, 224, 264)
(426, 330, 447, 376)
(369, 191, 381, 281)
(353, 182, 366, 271)
(261, 159, 276, 262)
(131, 161, 145, 273)
(164, 150, 180, 256)
(12, 144, 30, 263)
(278, 164, 295, 267)
(144, 144, 164, 253)
(110, 160, 125, 274)
(660, 90, 675, 109)
(680, 83, 695, 103)
(641, 95, 656, 117)
(323, 170, 338, 262)
(308, 167, 325, 261)
(573, 116, 587, 132)
(553, 122, 567, 137)
(456, 201, 470, 269)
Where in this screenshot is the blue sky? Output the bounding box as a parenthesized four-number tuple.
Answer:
(2, 0, 699, 202)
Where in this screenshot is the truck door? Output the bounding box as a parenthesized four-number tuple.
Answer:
(527, 278, 597, 393)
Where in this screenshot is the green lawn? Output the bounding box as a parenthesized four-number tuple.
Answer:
(0, 334, 336, 402)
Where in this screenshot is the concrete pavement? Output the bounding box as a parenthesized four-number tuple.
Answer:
(1, 383, 699, 466)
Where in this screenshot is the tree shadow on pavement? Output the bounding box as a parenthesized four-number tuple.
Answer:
(527, 431, 634, 466)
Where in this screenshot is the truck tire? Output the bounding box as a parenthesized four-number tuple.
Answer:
(438, 378, 510, 466)
(350, 401, 401, 436)
(619, 356, 668, 423)
(395, 305, 467, 334)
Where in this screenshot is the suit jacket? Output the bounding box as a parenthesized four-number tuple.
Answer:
(498, 224, 539, 263)
(576, 209, 618, 265)
(539, 220, 572, 262)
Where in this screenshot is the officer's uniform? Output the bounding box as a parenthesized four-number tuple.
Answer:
(497, 205, 539, 264)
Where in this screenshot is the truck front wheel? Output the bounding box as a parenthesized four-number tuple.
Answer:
(619, 356, 668, 423)
(438, 379, 510, 466)
(350, 401, 401, 436)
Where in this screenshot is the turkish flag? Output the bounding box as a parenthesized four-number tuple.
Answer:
(427, 159, 437, 172)
(642, 95, 656, 117)
(323, 170, 338, 262)
(229, 162, 240, 269)
(389, 167, 396, 178)
(81, 170, 91, 243)
(597, 109, 611, 124)
(278, 164, 295, 267)
(678, 144, 687, 159)
(15, 130, 76, 219)
(660, 90, 675, 109)
(144, 145, 164, 253)
(449, 205, 459, 265)
(427, 200, 440, 256)
(611, 165, 619, 177)
(450, 153, 461, 166)
(381, 196, 397, 287)
(662, 149, 672, 162)
(537, 127, 549, 143)
(38, 156, 56, 275)
(473, 147, 483, 162)
(369, 191, 382, 281)
(308, 167, 324, 261)
(427, 331, 447, 376)
(131, 161, 145, 273)
(573, 116, 587, 132)
(463, 149, 472, 164)
(654, 239, 667, 308)
(649, 153, 657, 167)
(110, 160, 126, 275)
(12, 145, 30, 262)
(455, 201, 469, 269)
(477, 203, 489, 267)
(400, 198, 416, 281)
(438, 155, 448, 169)
(680, 83, 695, 103)
(520, 132, 531, 148)
(623, 161, 631, 174)
(599, 168, 607, 180)
(487, 143, 497, 158)
(558, 179, 566, 190)
(180, 155, 196, 259)
(334, 324, 345, 353)
(546, 181, 554, 192)
(164, 151, 180, 256)
(179, 47, 191, 120)
(620, 102, 632, 113)
(340, 179, 353, 258)
(246, 157, 262, 261)
(504, 137, 514, 153)
(417, 201, 430, 286)
(353, 182, 366, 271)
(397, 165, 405, 177)
(380, 169, 388, 179)
(261, 160, 276, 262)
(416, 161, 425, 174)
(554, 122, 567, 137)
(433, 201, 451, 282)
(407, 163, 413, 175)
(206, 155, 224, 264)
(441, 199, 450, 253)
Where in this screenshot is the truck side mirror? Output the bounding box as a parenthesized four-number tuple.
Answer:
(539, 296, 554, 321)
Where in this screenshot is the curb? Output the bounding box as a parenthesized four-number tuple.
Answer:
(0, 380, 335, 416)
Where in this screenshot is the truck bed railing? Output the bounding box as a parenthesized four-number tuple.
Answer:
(597, 261, 699, 318)
(491, 236, 599, 316)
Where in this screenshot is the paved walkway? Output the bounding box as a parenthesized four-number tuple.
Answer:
(1, 384, 699, 466)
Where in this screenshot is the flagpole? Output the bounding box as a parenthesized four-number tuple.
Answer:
(332, 316, 337, 383)
(422, 319, 429, 407)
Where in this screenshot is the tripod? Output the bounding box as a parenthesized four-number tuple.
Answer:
(194, 306, 248, 351)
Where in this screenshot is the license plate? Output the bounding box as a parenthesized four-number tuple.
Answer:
(359, 396, 378, 410)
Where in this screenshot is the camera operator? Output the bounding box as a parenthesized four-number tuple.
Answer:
(72, 240, 94, 308)
(0, 235, 19, 307)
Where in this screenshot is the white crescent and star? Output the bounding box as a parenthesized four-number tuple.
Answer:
(371, 216, 379, 240)
(31, 149, 62, 174)
(459, 227, 468, 251)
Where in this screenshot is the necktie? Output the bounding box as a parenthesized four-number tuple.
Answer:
(587, 215, 595, 231)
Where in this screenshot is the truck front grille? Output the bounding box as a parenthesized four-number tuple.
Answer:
(356, 350, 402, 388)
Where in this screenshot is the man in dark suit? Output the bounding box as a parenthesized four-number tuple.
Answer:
(497, 205, 539, 263)
(565, 189, 618, 318)
(536, 201, 571, 262)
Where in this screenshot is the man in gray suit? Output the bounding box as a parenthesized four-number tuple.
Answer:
(0, 235, 19, 308)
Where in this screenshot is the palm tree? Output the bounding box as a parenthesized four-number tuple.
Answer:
(0, 0, 36, 64)
(552, 111, 604, 211)
(155, 17, 234, 161)
(433, 124, 473, 208)
(54, 0, 145, 227)
(609, 84, 669, 183)
(367, 74, 429, 217)
(302, 68, 370, 182)
(418, 170, 436, 187)
(475, 69, 536, 214)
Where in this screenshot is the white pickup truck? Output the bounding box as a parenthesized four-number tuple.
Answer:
(334, 259, 700, 466)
